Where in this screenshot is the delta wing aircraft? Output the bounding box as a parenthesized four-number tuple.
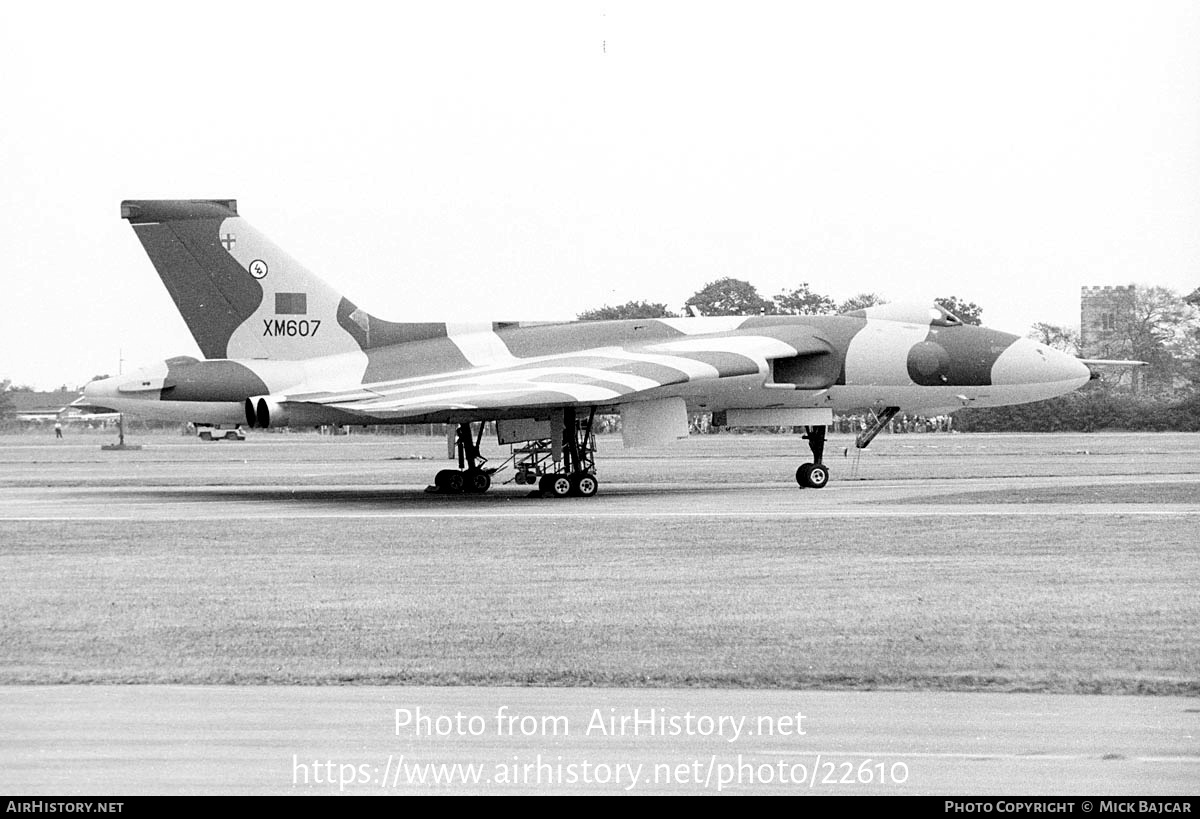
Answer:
(83, 199, 1093, 496)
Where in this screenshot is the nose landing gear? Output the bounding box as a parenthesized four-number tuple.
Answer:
(796, 424, 829, 489)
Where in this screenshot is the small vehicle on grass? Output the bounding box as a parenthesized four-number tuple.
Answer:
(196, 425, 246, 441)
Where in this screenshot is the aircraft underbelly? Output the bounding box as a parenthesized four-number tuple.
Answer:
(105, 400, 246, 425)
(667, 381, 989, 415)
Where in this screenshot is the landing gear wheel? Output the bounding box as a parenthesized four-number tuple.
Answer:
(795, 464, 813, 487)
(465, 470, 491, 494)
(570, 472, 598, 497)
(796, 463, 829, 489)
(436, 470, 464, 493)
(541, 474, 572, 498)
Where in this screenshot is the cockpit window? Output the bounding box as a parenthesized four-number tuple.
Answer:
(930, 306, 962, 327)
(856, 302, 970, 326)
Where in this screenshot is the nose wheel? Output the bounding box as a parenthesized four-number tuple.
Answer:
(796, 462, 829, 489)
(796, 424, 830, 489)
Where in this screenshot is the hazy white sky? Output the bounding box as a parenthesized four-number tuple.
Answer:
(2, 1, 1197, 389)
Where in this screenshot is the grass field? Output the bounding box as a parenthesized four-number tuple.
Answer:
(1, 430, 1197, 694)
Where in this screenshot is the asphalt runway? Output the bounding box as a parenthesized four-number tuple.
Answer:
(2, 478, 1199, 522)
(2, 686, 1198, 795)
(2, 430, 1198, 794)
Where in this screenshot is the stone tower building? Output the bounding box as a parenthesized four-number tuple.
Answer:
(1079, 285, 1136, 359)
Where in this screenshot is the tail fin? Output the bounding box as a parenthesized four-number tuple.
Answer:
(121, 199, 442, 360)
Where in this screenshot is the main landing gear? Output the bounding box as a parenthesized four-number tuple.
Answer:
(430, 422, 496, 494)
(534, 407, 599, 498)
(793, 407, 901, 488)
(796, 424, 830, 489)
(427, 409, 600, 498)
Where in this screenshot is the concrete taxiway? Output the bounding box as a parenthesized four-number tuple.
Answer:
(1, 479, 1199, 523)
(2, 686, 1197, 795)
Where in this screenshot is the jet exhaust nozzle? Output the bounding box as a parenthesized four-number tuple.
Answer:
(248, 396, 288, 429)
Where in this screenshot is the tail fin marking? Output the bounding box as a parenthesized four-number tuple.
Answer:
(121, 199, 447, 361)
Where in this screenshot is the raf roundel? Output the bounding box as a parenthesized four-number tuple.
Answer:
(249, 259, 269, 279)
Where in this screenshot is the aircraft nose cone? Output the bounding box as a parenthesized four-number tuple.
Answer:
(991, 338, 1091, 388)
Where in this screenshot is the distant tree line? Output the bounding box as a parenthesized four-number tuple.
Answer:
(0, 380, 13, 421)
(579, 277, 926, 321)
(955, 383, 1200, 432)
(579, 276, 988, 325)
